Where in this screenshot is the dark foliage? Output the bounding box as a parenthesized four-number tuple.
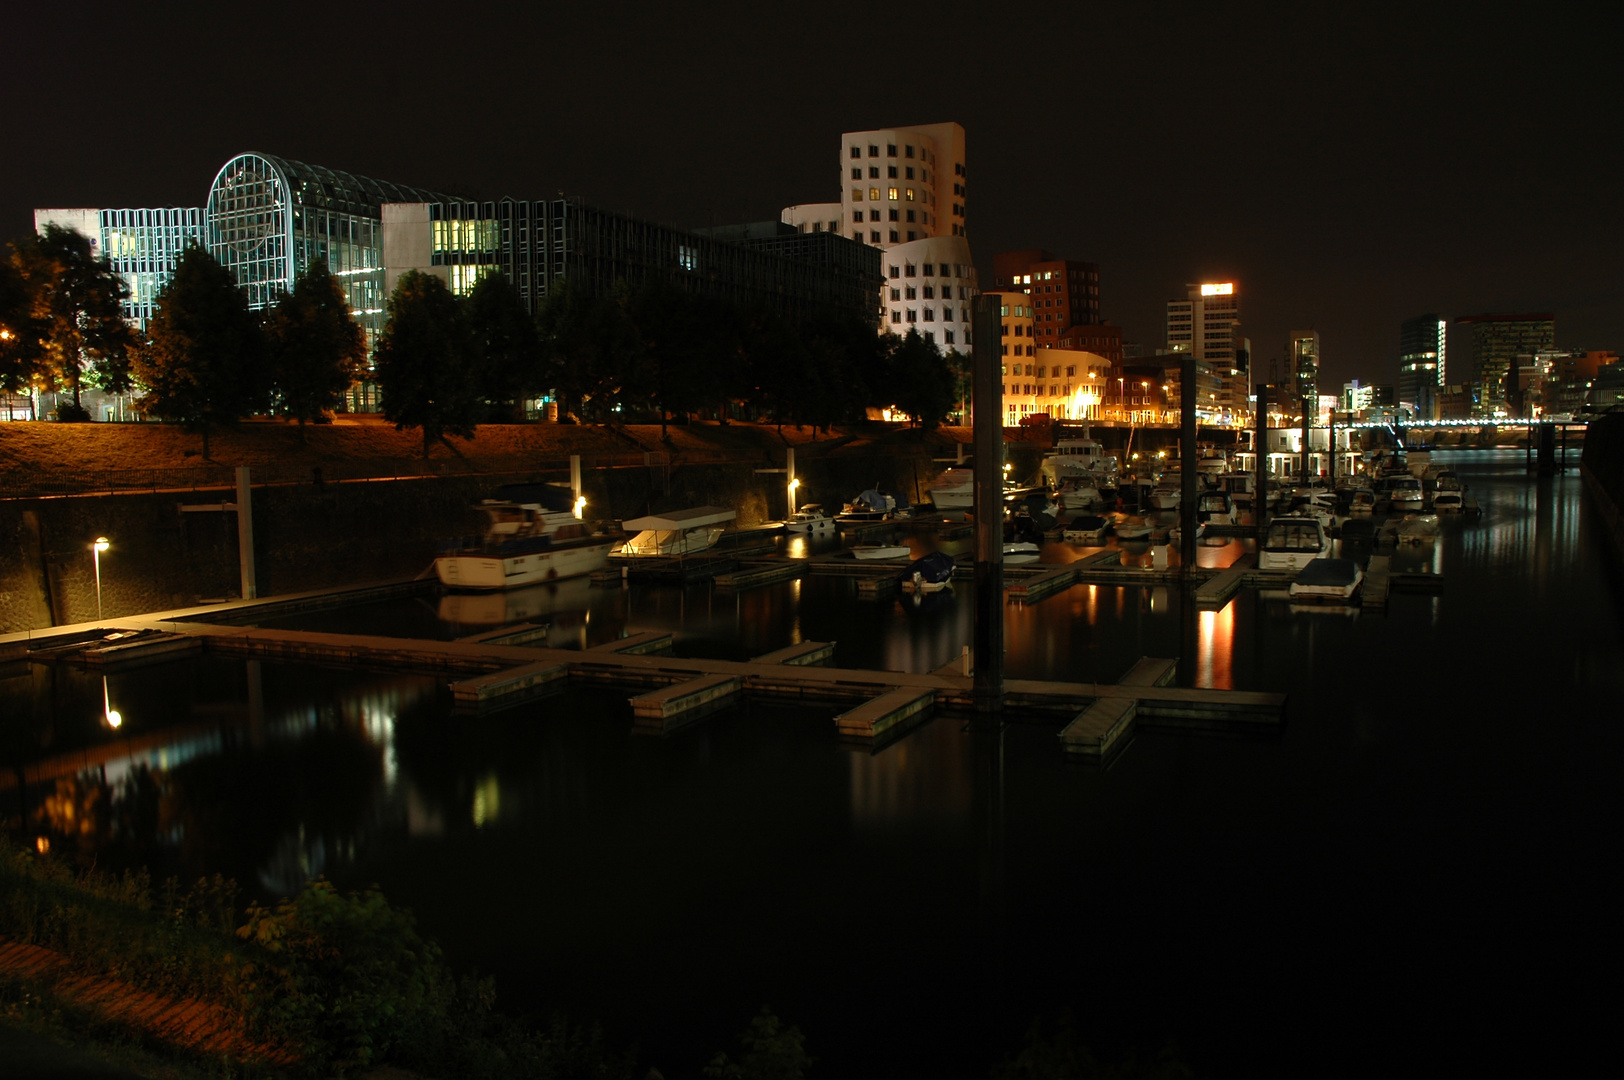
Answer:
(7, 224, 135, 409)
(375, 270, 483, 457)
(265, 259, 367, 441)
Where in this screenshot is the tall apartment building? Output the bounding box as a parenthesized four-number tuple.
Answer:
(1454, 313, 1556, 416)
(1398, 314, 1447, 419)
(1288, 329, 1321, 419)
(782, 123, 976, 350)
(987, 289, 1109, 424)
(1165, 282, 1241, 421)
(992, 249, 1100, 340)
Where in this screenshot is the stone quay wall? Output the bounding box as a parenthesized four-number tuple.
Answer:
(0, 443, 951, 634)
(1580, 414, 1624, 566)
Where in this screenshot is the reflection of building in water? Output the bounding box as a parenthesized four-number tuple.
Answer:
(847, 720, 972, 830)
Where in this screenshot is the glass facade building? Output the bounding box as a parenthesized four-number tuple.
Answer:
(205, 152, 448, 344)
(401, 198, 882, 327)
(1454, 313, 1556, 416)
(98, 208, 205, 328)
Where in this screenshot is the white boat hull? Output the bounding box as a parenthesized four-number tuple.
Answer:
(852, 545, 910, 560)
(436, 540, 616, 590)
(930, 487, 975, 510)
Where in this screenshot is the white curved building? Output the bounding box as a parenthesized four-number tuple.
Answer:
(784, 123, 976, 349)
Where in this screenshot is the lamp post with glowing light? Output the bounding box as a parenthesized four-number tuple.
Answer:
(92, 536, 110, 621)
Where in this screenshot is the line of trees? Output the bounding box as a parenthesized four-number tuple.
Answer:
(3, 230, 963, 456)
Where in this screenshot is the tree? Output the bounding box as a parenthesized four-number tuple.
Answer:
(887, 329, 956, 429)
(265, 259, 366, 442)
(460, 270, 539, 421)
(703, 1007, 812, 1080)
(132, 244, 266, 457)
(0, 256, 42, 398)
(536, 279, 642, 424)
(9, 224, 134, 419)
(374, 270, 481, 457)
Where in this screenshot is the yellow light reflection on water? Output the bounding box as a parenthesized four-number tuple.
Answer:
(472, 774, 501, 827)
(1197, 602, 1236, 689)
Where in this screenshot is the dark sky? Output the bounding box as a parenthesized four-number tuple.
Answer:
(3, 2, 1618, 387)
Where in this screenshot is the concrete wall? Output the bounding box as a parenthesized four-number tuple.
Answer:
(0, 446, 953, 632)
(1581, 415, 1624, 566)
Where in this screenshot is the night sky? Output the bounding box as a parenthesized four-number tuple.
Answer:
(3, 2, 1617, 388)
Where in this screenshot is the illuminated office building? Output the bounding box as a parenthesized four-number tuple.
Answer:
(31, 207, 204, 330)
(1165, 282, 1242, 421)
(1288, 329, 1321, 419)
(1398, 314, 1447, 420)
(1454, 312, 1555, 416)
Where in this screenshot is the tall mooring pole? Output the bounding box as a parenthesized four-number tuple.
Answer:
(1254, 384, 1269, 535)
(1180, 351, 1198, 571)
(235, 466, 257, 601)
(972, 295, 1004, 716)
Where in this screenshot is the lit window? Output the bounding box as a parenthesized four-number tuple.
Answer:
(870, 188, 881, 201)
(853, 188, 864, 201)
(1000, 305, 1009, 316)
(678, 245, 698, 272)
(888, 187, 899, 200)
(906, 188, 915, 201)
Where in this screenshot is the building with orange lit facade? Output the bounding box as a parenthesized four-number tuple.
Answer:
(991, 250, 1101, 346)
(990, 289, 1112, 424)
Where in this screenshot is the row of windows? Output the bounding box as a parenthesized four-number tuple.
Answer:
(889, 262, 966, 279)
(998, 305, 1032, 317)
(851, 165, 929, 182)
(1003, 383, 1073, 397)
(891, 286, 964, 301)
(888, 306, 958, 323)
(852, 187, 929, 203)
(855, 229, 922, 243)
(1003, 345, 1035, 357)
(1006, 363, 1083, 377)
(859, 208, 926, 223)
(851, 142, 928, 160)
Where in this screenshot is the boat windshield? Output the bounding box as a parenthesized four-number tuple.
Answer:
(1265, 520, 1324, 552)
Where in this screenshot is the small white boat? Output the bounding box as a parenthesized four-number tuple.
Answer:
(785, 504, 836, 532)
(1063, 515, 1112, 544)
(1389, 475, 1424, 511)
(436, 483, 620, 590)
(1196, 491, 1236, 526)
(1348, 490, 1376, 515)
(1431, 472, 1465, 513)
(1055, 478, 1103, 511)
(1115, 517, 1152, 541)
(1042, 434, 1118, 485)
(1259, 515, 1331, 572)
(926, 468, 975, 510)
(1148, 483, 1181, 510)
(617, 506, 736, 557)
(839, 488, 910, 522)
(1003, 542, 1041, 565)
(852, 544, 911, 560)
(1396, 513, 1440, 544)
(1288, 557, 1364, 602)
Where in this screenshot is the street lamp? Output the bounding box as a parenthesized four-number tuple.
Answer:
(1117, 377, 1125, 420)
(92, 536, 110, 621)
(788, 477, 800, 516)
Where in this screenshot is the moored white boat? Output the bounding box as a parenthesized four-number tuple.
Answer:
(926, 468, 975, 510)
(852, 543, 911, 560)
(899, 550, 956, 592)
(1063, 515, 1112, 544)
(1395, 513, 1440, 544)
(617, 506, 736, 557)
(1196, 491, 1236, 526)
(1148, 483, 1181, 510)
(1002, 541, 1041, 565)
(785, 504, 836, 532)
(1389, 475, 1424, 511)
(1288, 557, 1364, 602)
(1431, 471, 1465, 513)
(1259, 515, 1331, 572)
(436, 483, 620, 590)
(1042, 434, 1118, 485)
(838, 488, 910, 522)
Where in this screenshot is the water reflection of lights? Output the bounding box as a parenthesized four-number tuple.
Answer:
(1197, 603, 1235, 689)
(472, 774, 501, 827)
(102, 676, 122, 728)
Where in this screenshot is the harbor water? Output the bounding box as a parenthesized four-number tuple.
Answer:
(3, 449, 1620, 1078)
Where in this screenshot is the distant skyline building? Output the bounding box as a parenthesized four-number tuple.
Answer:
(1398, 314, 1447, 419)
(1288, 329, 1321, 420)
(1455, 312, 1556, 416)
(1165, 282, 1241, 421)
(782, 122, 976, 350)
(991, 249, 1100, 340)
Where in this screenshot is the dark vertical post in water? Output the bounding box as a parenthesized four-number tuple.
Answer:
(1301, 398, 1311, 486)
(972, 296, 1004, 715)
(1328, 414, 1338, 489)
(1561, 424, 1568, 472)
(235, 466, 257, 601)
(1254, 384, 1269, 533)
(1537, 424, 1556, 475)
(1526, 423, 1533, 472)
(1180, 351, 1198, 571)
